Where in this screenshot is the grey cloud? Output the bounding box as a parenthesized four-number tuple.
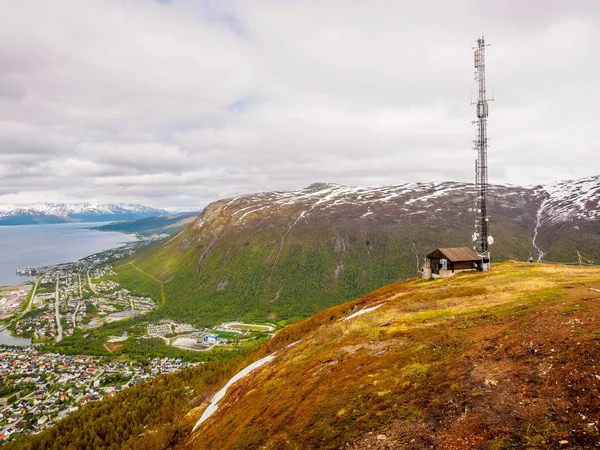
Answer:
(0, 0, 598, 209)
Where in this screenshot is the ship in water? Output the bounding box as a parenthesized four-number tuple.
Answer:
(15, 267, 37, 276)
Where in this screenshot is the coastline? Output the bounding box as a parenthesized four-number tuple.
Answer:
(0, 222, 138, 288)
(0, 224, 147, 346)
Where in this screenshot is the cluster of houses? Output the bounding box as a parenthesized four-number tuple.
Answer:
(12, 264, 158, 340)
(13, 307, 56, 340)
(13, 274, 73, 340)
(0, 347, 197, 443)
(105, 289, 155, 313)
(89, 266, 116, 281)
(94, 279, 119, 292)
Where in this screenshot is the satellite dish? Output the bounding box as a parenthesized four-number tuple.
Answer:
(488, 236, 494, 245)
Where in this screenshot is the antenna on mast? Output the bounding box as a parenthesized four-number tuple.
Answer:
(471, 35, 493, 270)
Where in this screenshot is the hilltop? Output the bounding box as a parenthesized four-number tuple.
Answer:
(113, 175, 600, 326)
(180, 262, 600, 449)
(12, 262, 600, 449)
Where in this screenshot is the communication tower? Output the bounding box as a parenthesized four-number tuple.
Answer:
(472, 36, 493, 270)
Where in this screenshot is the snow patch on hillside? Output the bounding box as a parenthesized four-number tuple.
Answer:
(535, 175, 600, 225)
(225, 182, 478, 219)
(220, 176, 600, 232)
(192, 353, 277, 431)
(342, 304, 384, 321)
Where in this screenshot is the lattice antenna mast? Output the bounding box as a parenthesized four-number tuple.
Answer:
(472, 36, 493, 265)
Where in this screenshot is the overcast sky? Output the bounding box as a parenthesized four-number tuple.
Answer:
(0, 0, 599, 210)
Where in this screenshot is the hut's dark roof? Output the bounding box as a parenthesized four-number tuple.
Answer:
(427, 247, 479, 262)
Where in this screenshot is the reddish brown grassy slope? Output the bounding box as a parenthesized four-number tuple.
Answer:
(181, 262, 600, 450)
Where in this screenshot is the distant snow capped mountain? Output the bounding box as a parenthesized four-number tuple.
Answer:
(0, 202, 169, 226)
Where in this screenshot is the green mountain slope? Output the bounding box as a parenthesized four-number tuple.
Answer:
(114, 178, 600, 326)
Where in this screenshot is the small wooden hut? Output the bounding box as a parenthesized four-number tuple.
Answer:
(422, 247, 481, 278)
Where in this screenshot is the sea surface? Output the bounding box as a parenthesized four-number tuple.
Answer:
(0, 222, 137, 287)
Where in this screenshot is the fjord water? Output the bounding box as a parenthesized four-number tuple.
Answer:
(0, 222, 136, 287)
